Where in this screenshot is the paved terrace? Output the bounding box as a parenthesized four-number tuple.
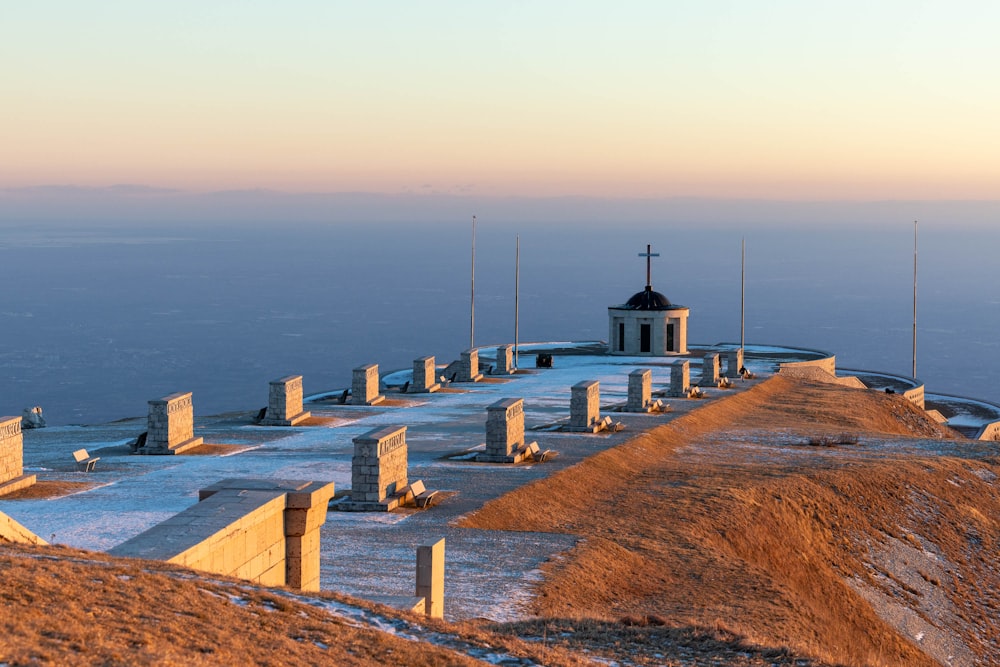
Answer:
(3, 342, 993, 621)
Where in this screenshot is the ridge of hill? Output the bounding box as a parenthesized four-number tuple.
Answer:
(459, 376, 999, 666)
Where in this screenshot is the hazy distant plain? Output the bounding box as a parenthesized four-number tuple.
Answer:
(1, 220, 997, 425)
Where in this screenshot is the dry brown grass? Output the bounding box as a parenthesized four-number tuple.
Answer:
(461, 376, 998, 666)
(297, 416, 347, 427)
(0, 481, 96, 500)
(0, 545, 595, 667)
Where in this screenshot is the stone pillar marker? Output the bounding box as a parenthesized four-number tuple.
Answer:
(494, 344, 513, 375)
(701, 353, 720, 386)
(352, 364, 384, 405)
(477, 398, 537, 463)
(568, 381, 604, 432)
(627, 369, 652, 412)
(144, 392, 203, 455)
(262, 375, 311, 426)
(669, 361, 691, 397)
(0, 416, 36, 496)
(726, 348, 745, 377)
(456, 349, 484, 383)
(416, 538, 445, 619)
(412, 356, 441, 393)
(345, 425, 409, 511)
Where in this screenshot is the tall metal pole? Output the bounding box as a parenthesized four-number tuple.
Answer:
(740, 238, 746, 352)
(470, 215, 476, 350)
(912, 220, 918, 378)
(514, 235, 520, 370)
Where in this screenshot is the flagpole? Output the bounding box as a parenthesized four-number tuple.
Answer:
(740, 237, 746, 352)
(470, 215, 476, 350)
(514, 235, 520, 370)
(912, 220, 917, 378)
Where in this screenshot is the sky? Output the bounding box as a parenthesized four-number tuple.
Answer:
(3, 1, 1000, 201)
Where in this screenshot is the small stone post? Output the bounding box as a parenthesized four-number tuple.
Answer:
(457, 349, 483, 382)
(570, 381, 601, 430)
(494, 344, 513, 375)
(347, 426, 408, 511)
(416, 538, 445, 619)
(411, 356, 441, 393)
(726, 348, 745, 376)
(262, 375, 311, 426)
(478, 398, 534, 462)
(669, 361, 690, 397)
(701, 353, 720, 386)
(144, 392, 204, 455)
(352, 364, 384, 405)
(626, 369, 652, 412)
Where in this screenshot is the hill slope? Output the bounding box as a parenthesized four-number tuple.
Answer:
(459, 376, 999, 666)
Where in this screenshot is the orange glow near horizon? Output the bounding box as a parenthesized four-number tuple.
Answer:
(3, 3, 1000, 201)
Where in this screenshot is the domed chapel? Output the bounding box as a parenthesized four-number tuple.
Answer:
(608, 244, 689, 355)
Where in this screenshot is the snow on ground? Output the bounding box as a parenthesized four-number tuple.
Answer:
(3, 342, 996, 622)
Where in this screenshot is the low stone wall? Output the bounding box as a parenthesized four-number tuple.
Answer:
(110, 479, 334, 591)
(145, 392, 203, 454)
(0, 511, 46, 545)
(903, 385, 926, 410)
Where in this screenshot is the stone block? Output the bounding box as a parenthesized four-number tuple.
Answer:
(669, 361, 690, 397)
(411, 356, 441, 393)
(569, 381, 600, 429)
(262, 375, 312, 426)
(143, 392, 203, 455)
(726, 348, 745, 376)
(0, 417, 24, 485)
(455, 349, 483, 383)
(494, 344, 513, 375)
(416, 538, 445, 618)
(701, 353, 720, 385)
(345, 426, 408, 511)
(626, 369, 652, 412)
(352, 364, 384, 405)
(112, 478, 333, 592)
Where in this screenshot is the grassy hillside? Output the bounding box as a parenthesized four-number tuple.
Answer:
(460, 376, 998, 666)
(3, 376, 997, 666)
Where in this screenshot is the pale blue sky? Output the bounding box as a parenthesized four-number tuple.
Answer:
(3, 1, 999, 198)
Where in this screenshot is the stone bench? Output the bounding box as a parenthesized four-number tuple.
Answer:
(73, 449, 100, 472)
(404, 479, 440, 508)
(526, 442, 556, 463)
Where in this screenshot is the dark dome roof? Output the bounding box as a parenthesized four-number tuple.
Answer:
(624, 286, 673, 310)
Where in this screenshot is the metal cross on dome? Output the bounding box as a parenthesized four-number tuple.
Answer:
(638, 243, 660, 289)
